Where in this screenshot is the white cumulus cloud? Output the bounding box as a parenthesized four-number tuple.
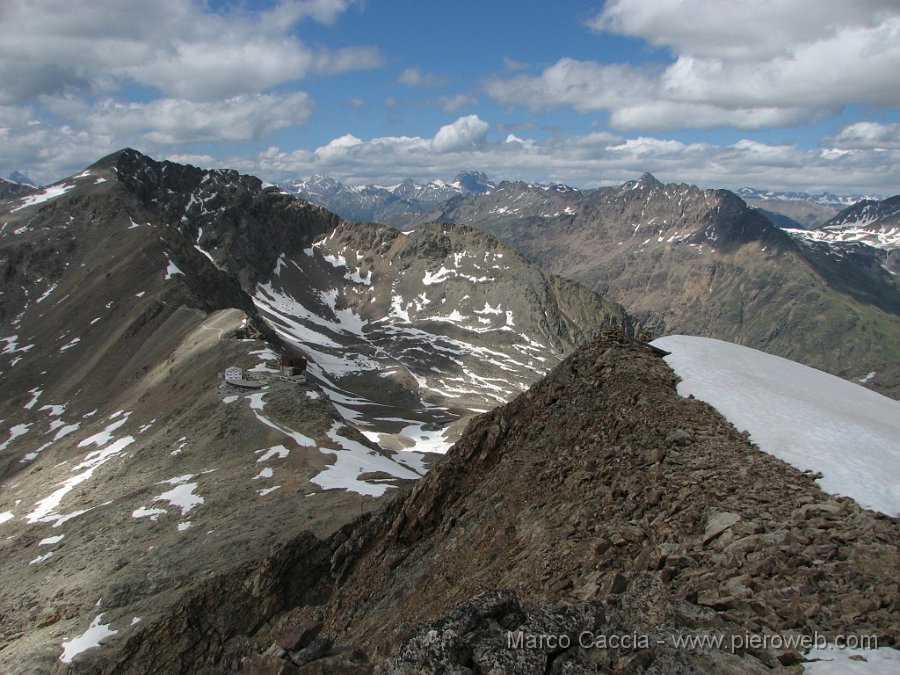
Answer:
(829, 122, 900, 151)
(486, 0, 900, 130)
(239, 119, 899, 196)
(431, 115, 489, 153)
(0, 0, 382, 104)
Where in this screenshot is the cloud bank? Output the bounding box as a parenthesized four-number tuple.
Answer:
(486, 0, 900, 131)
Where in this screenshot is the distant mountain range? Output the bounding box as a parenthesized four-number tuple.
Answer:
(278, 171, 495, 226)
(734, 186, 874, 209)
(280, 171, 882, 231)
(735, 187, 876, 231)
(1, 151, 898, 671)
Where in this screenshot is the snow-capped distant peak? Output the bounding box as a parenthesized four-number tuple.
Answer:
(736, 187, 875, 208)
(9, 170, 37, 188)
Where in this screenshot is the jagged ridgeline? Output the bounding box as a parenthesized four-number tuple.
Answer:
(273, 169, 900, 397)
(0, 149, 631, 670)
(434, 175, 900, 387)
(92, 335, 899, 673)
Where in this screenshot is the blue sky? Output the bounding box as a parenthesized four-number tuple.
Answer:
(1, 0, 898, 194)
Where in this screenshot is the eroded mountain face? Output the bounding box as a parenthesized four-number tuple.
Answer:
(0, 150, 629, 671)
(92, 334, 899, 674)
(255, 220, 630, 443)
(433, 175, 900, 386)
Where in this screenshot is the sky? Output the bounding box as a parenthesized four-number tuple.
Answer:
(1, 0, 898, 195)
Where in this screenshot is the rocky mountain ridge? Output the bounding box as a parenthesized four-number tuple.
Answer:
(426, 174, 900, 392)
(274, 172, 900, 394)
(0, 149, 630, 671)
(794, 196, 900, 250)
(0, 176, 34, 201)
(89, 333, 899, 674)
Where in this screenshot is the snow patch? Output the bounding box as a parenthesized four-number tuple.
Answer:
(59, 614, 118, 663)
(12, 182, 76, 212)
(164, 260, 183, 280)
(0, 423, 30, 452)
(653, 336, 900, 516)
(804, 645, 900, 674)
(311, 422, 420, 497)
(154, 475, 203, 516)
(256, 445, 290, 463)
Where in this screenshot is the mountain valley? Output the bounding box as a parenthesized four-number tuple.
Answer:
(0, 151, 897, 673)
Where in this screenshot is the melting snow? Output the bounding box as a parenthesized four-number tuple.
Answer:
(804, 645, 900, 674)
(653, 336, 900, 516)
(247, 393, 316, 448)
(256, 445, 290, 463)
(253, 467, 274, 479)
(132, 507, 167, 521)
(35, 283, 59, 304)
(0, 511, 14, 525)
(39, 534, 65, 546)
(12, 183, 76, 212)
(24, 388, 42, 410)
(27, 435, 134, 526)
(311, 422, 420, 497)
(423, 266, 454, 285)
(164, 260, 183, 280)
(154, 475, 204, 516)
(398, 422, 454, 455)
(0, 423, 30, 452)
(59, 337, 81, 352)
(59, 614, 118, 663)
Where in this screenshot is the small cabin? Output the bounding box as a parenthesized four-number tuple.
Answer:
(224, 366, 243, 382)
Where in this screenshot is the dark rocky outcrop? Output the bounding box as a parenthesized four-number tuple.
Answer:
(0, 176, 35, 201)
(96, 333, 898, 673)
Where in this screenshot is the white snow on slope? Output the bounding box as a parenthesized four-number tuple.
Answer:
(12, 183, 76, 212)
(0, 423, 30, 451)
(312, 422, 421, 497)
(785, 225, 900, 251)
(164, 260, 183, 280)
(59, 613, 118, 663)
(653, 336, 900, 516)
(804, 645, 900, 674)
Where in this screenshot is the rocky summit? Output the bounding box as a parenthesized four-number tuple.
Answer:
(81, 333, 897, 674)
(0, 150, 629, 672)
(432, 175, 900, 392)
(275, 172, 900, 394)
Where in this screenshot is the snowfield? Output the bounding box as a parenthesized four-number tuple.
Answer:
(653, 336, 900, 516)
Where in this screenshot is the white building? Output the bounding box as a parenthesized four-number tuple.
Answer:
(224, 366, 242, 382)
